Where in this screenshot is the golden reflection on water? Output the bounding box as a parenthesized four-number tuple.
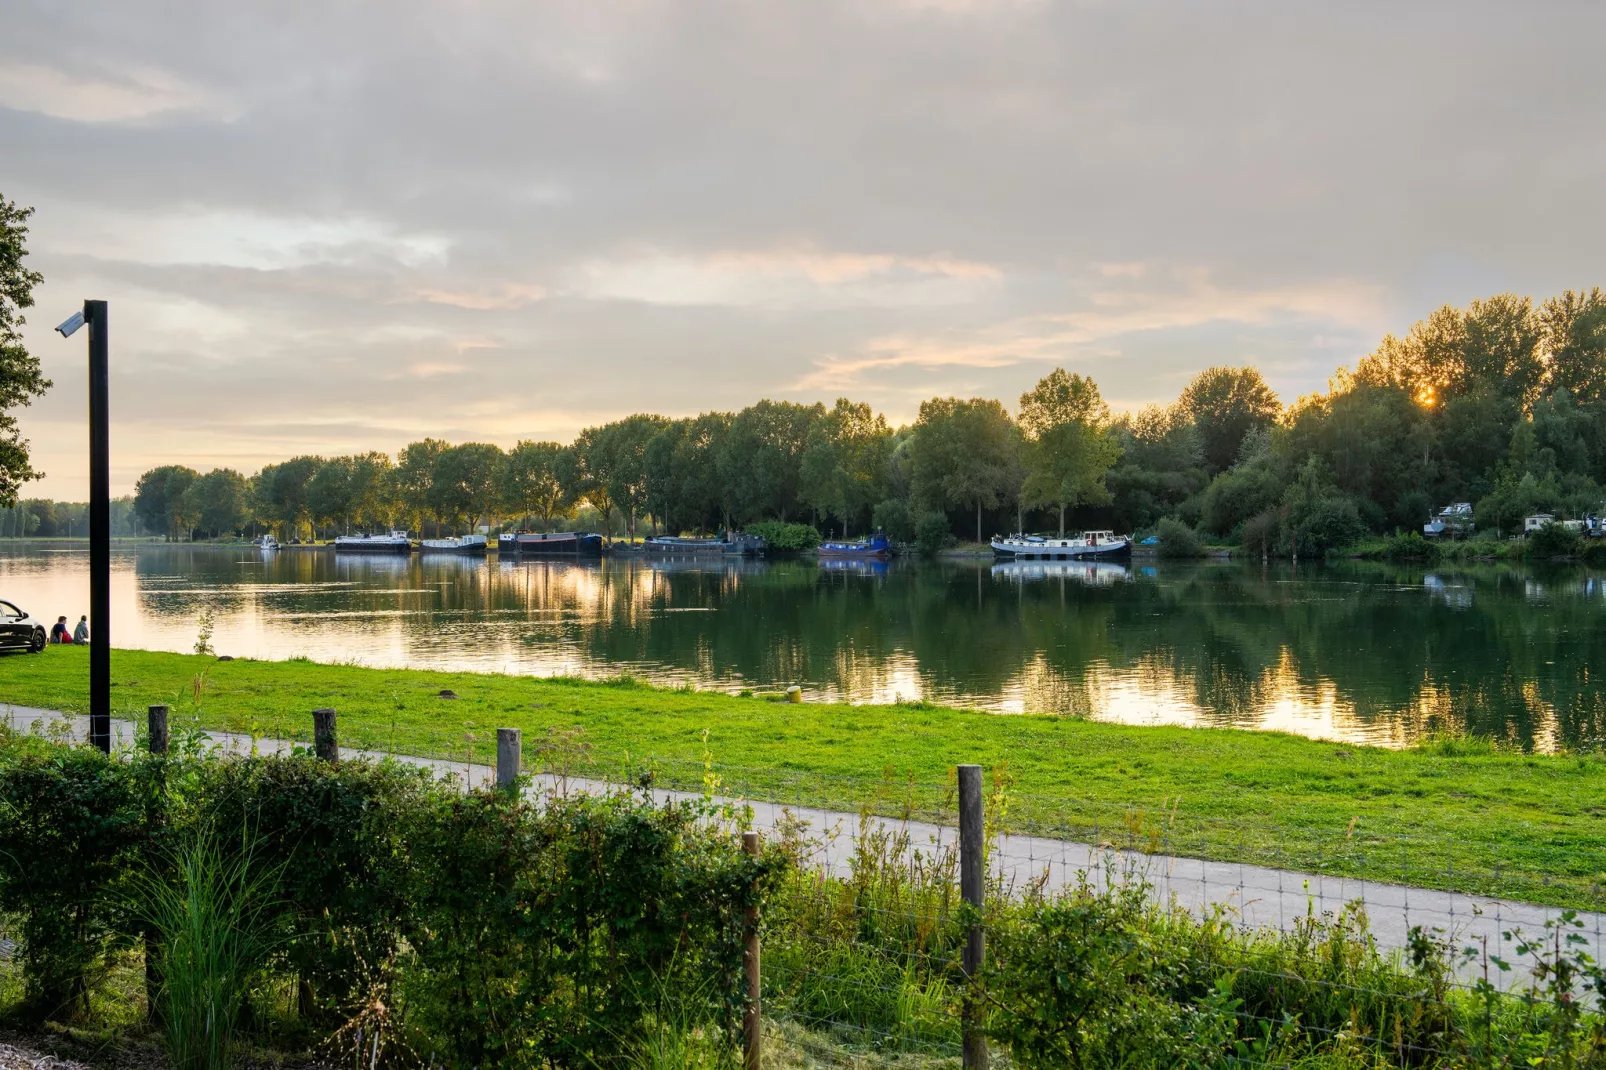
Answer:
(0, 548, 1591, 750)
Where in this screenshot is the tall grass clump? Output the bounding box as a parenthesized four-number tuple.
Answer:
(133, 826, 282, 1070)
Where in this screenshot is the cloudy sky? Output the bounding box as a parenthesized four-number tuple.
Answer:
(4, 1, 1604, 498)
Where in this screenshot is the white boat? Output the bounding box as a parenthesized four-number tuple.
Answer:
(420, 534, 487, 555)
(254, 534, 279, 551)
(334, 530, 413, 554)
(990, 530, 1130, 560)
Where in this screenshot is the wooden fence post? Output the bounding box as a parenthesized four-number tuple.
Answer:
(147, 704, 169, 755)
(313, 708, 338, 763)
(496, 728, 522, 792)
(959, 764, 987, 1070)
(743, 831, 761, 1070)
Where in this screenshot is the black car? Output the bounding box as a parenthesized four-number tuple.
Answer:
(0, 600, 47, 653)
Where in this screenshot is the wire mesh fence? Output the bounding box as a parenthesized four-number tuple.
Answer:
(5, 701, 1605, 1067)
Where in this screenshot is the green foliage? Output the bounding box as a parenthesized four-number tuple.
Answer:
(747, 521, 820, 552)
(914, 511, 950, 555)
(1154, 517, 1203, 558)
(799, 399, 893, 537)
(0, 195, 51, 507)
(0, 738, 148, 1021)
(132, 825, 283, 1070)
(908, 398, 1021, 544)
(0, 733, 772, 1068)
(1176, 366, 1281, 473)
(194, 755, 436, 1020)
(1354, 531, 1438, 561)
(134, 465, 201, 542)
(504, 440, 575, 529)
(404, 786, 776, 1066)
(1527, 520, 1582, 560)
(184, 468, 249, 539)
(871, 498, 914, 542)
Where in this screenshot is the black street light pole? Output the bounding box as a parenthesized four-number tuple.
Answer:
(57, 300, 111, 753)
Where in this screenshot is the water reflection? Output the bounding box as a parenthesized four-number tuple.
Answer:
(3, 547, 1605, 750)
(991, 560, 1129, 586)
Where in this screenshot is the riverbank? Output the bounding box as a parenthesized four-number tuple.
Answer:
(2, 646, 1601, 909)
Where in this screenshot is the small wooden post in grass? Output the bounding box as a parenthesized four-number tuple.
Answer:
(496, 727, 521, 792)
(743, 831, 761, 1070)
(313, 708, 338, 762)
(147, 704, 169, 755)
(959, 764, 987, 1070)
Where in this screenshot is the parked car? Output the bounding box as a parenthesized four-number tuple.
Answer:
(0, 600, 48, 653)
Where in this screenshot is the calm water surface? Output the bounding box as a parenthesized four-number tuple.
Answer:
(3, 545, 1604, 751)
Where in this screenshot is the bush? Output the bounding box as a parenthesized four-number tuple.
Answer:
(746, 521, 820, 552)
(1154, 517, 1204, 559)
(1526, 520, 1582, 560)
(914, 512, 950, 556)
(0, 734, 775, 1066)
(1289, 495, 1369, 557)
(0, 737, 149, 1021)
(1353, 531, 1439, 561)
(871, 498, 914, 543)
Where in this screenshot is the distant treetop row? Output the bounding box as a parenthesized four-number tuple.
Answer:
(121, 288, 1606, 552)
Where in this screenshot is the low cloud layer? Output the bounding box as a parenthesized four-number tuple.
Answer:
(5, 0, 1603, 496)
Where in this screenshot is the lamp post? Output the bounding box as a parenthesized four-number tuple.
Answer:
(56, 301, 110, 753)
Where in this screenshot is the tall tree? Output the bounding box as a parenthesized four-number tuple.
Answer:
(571, 426, 618, 539)
(799, 399, 892, 537)
(1018, 370, 1120, 535)
(183, 468, 249, 538)
(908, 397, 1021, 544)
(132, 465, 200, 541)
(718, 400, 822, 524)
(1176, 366, 1282, 473)
(0, 196, 52, 505)
(1017, 368, 1109, 438)
(600, 415, 667, 540)
(503, 441, 574, 529)
(253, 456, 321, 538)
(430, 443, 505, 533)
(1541, 288, 1606, 404)
(348, 452, 396, 531)
(306, 457, 356, 535)
(396, 439, 448, 533)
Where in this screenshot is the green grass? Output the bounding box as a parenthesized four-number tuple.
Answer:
(2, 646, 1603, 910)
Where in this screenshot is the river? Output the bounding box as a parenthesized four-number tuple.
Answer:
(2, 543, 1603, 751)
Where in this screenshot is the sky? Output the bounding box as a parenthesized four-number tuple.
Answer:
(4, 1, 1605, 499)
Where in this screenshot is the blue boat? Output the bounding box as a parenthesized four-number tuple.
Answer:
(818, 533, 892, 560)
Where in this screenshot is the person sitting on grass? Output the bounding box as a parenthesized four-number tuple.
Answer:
(49, 616, 70, 644)
(73, 615, 89, 643)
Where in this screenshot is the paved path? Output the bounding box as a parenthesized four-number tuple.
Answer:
(6, 705, 1599, 990)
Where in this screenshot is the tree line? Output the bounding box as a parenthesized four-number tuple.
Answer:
(129, 288, 1606, 554)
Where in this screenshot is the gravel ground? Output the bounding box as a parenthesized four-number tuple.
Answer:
(0, 1038, 92, 1070)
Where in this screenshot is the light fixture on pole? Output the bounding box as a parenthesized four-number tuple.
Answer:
(56, 301, 110, 754)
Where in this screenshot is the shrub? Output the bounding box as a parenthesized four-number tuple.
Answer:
(746, 521, 820, 552)
(1155, 517, 1203, 559)
(871, 498, 914, 543)
(1526, 520, 1581, 560)
(403, 786, 776, 1066)
(194, 753, 436, 1020)
(914, 512, 950, 556)
(0, 738, 149, 1021)
(1289, 494, 1369, 557)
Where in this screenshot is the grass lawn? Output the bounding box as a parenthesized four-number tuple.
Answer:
(3, 645, 1603, 910)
